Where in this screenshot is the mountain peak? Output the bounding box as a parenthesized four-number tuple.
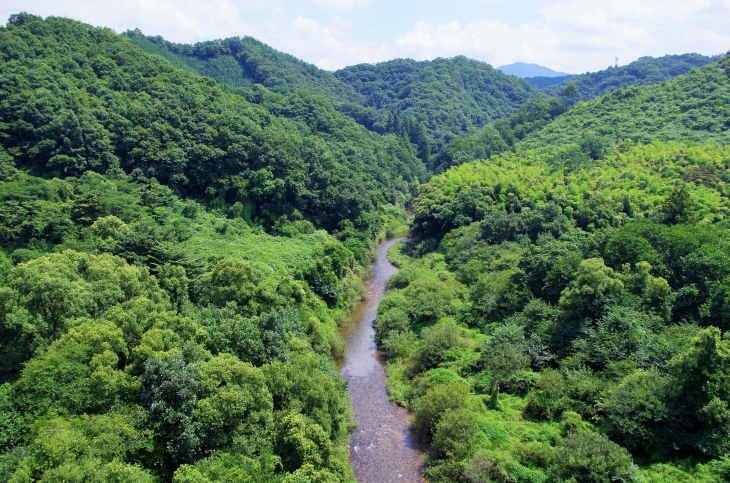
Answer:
(497, 62, 572, 78)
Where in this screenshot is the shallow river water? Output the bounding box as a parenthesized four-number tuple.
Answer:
(339, 238, 426, 483)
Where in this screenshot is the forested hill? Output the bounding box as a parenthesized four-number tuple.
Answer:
(373, 44, 730, 483)
(386, 142, 730, 482)
(433, 53, 730, 172)
(0, 13, 423, 482)
(334, 57, 541, 151)
(124, 30, 367, 105)
(520, 53, 730, 150)
(0, 14, 426, 233)
(523, 74, 573, 89)
(542, 53, 721, 101)
(125, 31, 543, 156)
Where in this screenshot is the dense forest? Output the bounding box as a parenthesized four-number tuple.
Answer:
(124, 32, 543, 158)
(123, 31, 367, 106)
(0, 13, 417, 482)
(433, 53, 729, 172)
(374, 55, 730, 482)
(120, 32, 719, 171)
(334, 57, 540, 150)
(2, 9, 730, 483)
(523, 75, 573, 90)
(541, 53, 720, 102)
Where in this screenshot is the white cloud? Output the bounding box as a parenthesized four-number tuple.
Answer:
(392, 0, 730, 73)
(0, 0, 727, 73)
(395, 20, 569, 70)
(270, 16, 394, 69)
(311, 0, 369, 11)
(0, 0, 259, 42)
(540, 0, 730, 25)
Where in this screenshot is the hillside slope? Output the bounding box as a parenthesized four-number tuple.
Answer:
(124, 31, 367, 105)
(542, 53, 720, 101)
(380, 45, 730, 483)
(0, 12, 424, 483)
(334, 56, 542, 151)
(523, 74, 573, 89)
(0, 15, 426, 234)
(128, 33, 544, 156)
(521, 53, 730, 150)
(433, 53, 730, 171)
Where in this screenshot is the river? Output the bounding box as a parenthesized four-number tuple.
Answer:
(339, 238, 425, 483)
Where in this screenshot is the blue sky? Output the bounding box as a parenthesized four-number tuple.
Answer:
(2, 0, 729, 73)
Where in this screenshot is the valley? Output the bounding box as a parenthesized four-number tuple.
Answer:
(0, 9, 729, 483)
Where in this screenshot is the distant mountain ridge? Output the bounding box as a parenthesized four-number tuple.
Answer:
(498, 62, 572, 78)
(123, 31, 723, 163)
(123, 31, 367, 104)
(334, 56, 540, 150)
(542, 53, 721, 101)
(521, 53, 730, 150)
(125, 32, 542, 154)
(524, 75, 574, 89)
(432, 53, 730, 171)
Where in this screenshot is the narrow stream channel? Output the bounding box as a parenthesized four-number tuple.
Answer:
(339, 238, 426, 483)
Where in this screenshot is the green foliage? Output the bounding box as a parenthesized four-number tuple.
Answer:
(335, 56, 540, 151)
(558, 81, 580, 103)
(661, 328, 730, 458)
(299, 241, 356, 307)
(12, 320, 137, 419)
(0, 384, 24, 452)
(263, 353, 350, 442)
(521, 55, 730, 150)
(543, 53, 720, 102)
(412, 382, 471, 438)
(173, 451, 278, 483)
(140, 352, 203, 464)
(558, 258, 625, 321)
(433, 407, 481, 460)
(274, 412, 332, 473)
(486, 384, 500, 410)
(403, 277, 467, 325)
(436, 54, 728, 170)
(0, 16, 424, 234)
(7, 410, 156, 483)
(388, 72, 730, 478)
(3, 11, 730, 483)
(432, 96, 568, 171)
(525, 370, 568, 420)
(660, 184, 699, 225)
(414, 323, 471, 373)
(373, 291, 410, 346)
(194, 354, 274, 457)
(125, 32, 544, 164)
(548, 430, 638, 482)
(124, 31, 366, 105)
(0, 250, 163, 366)
(600, 369, 667, 453)
(415, 142, 730, 247)
(0, 165, 359, 480)
(470, 269, 532, 324)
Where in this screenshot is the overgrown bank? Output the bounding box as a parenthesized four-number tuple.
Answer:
(375, 142, 730, 482)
